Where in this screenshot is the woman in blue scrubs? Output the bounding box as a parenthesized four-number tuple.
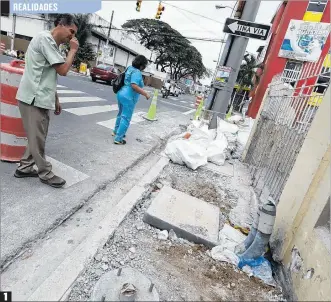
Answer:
(113, 55, 150, 145)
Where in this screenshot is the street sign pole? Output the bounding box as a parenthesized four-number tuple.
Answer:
(209, 0, 263, 129)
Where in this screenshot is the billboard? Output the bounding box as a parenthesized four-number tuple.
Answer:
(279, 20, 330, 62)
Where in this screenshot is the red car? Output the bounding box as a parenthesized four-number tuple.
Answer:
(90, 64, 120, 85)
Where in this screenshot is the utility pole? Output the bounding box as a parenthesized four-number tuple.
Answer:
(105, 10, 114, 48)
(103, 10, 114, 65)
(209, 1, 262, 129)
(97, 10, 114, 66)
(10, 13, 17, 51)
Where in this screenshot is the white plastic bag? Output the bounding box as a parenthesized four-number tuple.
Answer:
(216, 117, 239, 136)
(164, 140, 184, 166)
(211, 247, 240, 266)
(227, 114, 243, 124)
(207, 132, 228, 166)
(165, 140, 207, 170)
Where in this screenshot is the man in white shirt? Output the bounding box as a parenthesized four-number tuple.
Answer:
(164, 80, 171, 97)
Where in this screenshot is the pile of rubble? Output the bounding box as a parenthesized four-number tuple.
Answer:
(68, 161, 285, 301)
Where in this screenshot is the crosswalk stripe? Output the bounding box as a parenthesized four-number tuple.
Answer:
(159, 100, 192, 110)
(57, 85, 67, 88)
(183, 109, 195, 115)
(64, 104, 118, 116)
(97, 112, 146, 129)
(180, 100, 187, 104)
(57, 90, 87, 94)
(32, 156, 89, 189)
(59, 97, 106, 104)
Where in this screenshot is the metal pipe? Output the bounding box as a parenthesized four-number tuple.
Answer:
(238, 197, 276, 260)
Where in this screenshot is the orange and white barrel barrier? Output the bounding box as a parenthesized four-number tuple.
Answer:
(0, 60, 27, 162)
(0, 42, 5, 54)
(195, 95, 203, 108)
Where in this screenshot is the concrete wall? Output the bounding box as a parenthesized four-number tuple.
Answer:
(270, 86, 331, 301)
(0, 34, 30, 52)
(115, 48, 129, 67)
(1, 14, 48, 38)
(89, 14, 152, 60)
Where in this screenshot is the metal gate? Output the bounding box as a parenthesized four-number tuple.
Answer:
(244, 62, 329, 203)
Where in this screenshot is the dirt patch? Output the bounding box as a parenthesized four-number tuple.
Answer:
(68, 189, 284, 301)
(158, 164, 237, 215)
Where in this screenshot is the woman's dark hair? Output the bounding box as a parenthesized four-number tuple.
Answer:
(54, 14, 78, 28)
(132, 55, 148, 70)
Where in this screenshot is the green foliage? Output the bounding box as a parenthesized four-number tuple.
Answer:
(122, 18, 207, 80)
(73, 43, 96, 69)
(236, 54, 259, 88)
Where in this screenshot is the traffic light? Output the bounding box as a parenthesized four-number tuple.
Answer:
(136, 0, 142, 12)
(155, 2, 165, 19)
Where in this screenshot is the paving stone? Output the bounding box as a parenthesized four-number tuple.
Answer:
(143, 186, 219, 247)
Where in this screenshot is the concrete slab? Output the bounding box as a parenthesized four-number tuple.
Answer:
(202, 161, 234, 177)
(143, 186, 220, 247)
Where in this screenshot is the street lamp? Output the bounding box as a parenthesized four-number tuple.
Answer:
(212, 4, 236, 82)
(215, 5, 233, 10)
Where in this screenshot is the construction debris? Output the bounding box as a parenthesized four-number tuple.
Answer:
(164, 116, 255, 171)
(67, 157, 284, 301)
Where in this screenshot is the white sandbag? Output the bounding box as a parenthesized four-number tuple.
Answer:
(207, 132, 228, 166)
(164, 140, 184, 165)
(237, 130, 250, 149)
(190, 125, 216, 142)
(165, 140, 207, 170)
(216, 117, 239, 136)
(227, 114, 243, 124)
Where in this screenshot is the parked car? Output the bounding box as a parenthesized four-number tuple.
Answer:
(90, 64, 120, 85)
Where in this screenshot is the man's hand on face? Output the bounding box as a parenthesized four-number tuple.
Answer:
(70, 37, 79, 53)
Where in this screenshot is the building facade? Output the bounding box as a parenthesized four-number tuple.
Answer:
(0, 13, 155, 69)
(247, 0, 330, 119)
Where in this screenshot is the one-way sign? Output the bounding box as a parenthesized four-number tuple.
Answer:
(223, 18, 271, 40)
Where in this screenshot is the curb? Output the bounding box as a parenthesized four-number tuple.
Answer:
(0, 127, 177, 272)
(26, 157, 169, 301)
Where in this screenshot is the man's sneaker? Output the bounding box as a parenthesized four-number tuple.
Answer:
(114, 139, 127, 145)
(14, 169, 38, 178)
(40, 175, 66, 188)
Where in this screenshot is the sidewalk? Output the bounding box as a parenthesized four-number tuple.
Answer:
(0, 110, 190, 270)
(1, 115, 286, 301)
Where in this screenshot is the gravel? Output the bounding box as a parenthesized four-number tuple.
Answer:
(67, 162, 285, 301)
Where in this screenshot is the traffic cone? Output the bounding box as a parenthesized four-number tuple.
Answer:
(144, 89, 158, 121)
(194, 98, 204, 120)
(225, 104, 233, 120)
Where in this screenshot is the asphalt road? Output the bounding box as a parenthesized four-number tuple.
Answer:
(0, 54, 197, 117)
(0, 54, 196, 265)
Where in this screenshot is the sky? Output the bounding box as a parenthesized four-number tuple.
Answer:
(96, 1, 281, 84)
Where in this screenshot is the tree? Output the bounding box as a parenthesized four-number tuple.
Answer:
(236, 54, 259, 88)
(122, 18, 208, 80)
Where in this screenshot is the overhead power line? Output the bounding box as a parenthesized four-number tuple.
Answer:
(92, 26, 226, 43)
(161, 1, 225, 25)
(11, 14, 225, 43)
(175, 6, 219, 38)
